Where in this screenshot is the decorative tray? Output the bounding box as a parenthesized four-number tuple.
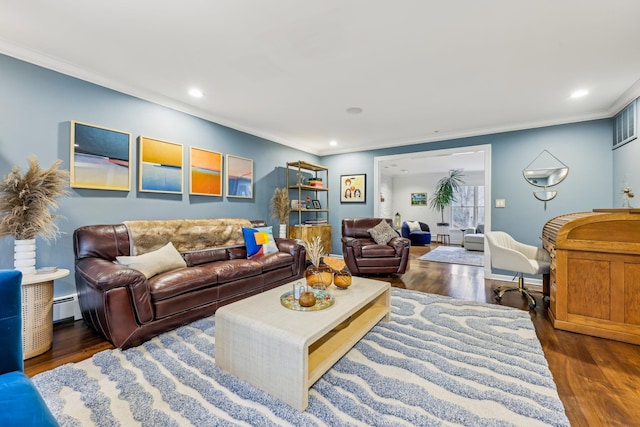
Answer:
(280, 290, 335, 311)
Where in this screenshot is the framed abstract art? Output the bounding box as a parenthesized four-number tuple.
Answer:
(226, 155, 253, 198)
(189, 147, 222, 196)
(138, 136, 183, 194)
(70, 121, 131, 191)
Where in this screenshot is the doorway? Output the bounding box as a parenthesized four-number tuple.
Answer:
(373, 144, 491, 275)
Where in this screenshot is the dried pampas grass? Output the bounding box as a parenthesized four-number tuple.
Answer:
(270, 187, 291, 223)
(0, 156, 69, 241)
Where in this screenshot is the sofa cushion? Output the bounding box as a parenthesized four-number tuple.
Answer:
(367, 220, 398, 245)
(182, 247, 228, 266)
(253, 251, 294, 272)
(210, 259, 263, 283)
(115, 242, 186, 278)
(362, 244, 396, 258)
(148, 265, 219, 301)
(242, 226, 278, 259)
(407, 221, 422, 233)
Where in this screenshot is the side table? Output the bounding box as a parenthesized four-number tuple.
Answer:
(21, 268, 70, 359)
(436, 234, 450, 245)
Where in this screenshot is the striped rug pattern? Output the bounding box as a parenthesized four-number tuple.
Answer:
(33, 288, 569, 426)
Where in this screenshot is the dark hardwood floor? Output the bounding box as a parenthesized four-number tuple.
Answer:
(25, 245, 640, 426)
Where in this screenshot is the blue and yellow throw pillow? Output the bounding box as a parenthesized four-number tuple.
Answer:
(242, 226, 279, 259)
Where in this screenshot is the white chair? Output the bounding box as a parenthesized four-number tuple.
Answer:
(486, 231, 550, 309)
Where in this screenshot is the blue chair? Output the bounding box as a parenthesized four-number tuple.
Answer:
(401, 221, 432, 245)
(0, 269, 59, 426)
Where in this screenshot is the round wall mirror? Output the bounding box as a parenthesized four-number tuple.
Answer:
(523, 166, 569, 188)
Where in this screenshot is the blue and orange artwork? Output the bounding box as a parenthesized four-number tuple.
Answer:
(190, 147, 222, 196)
(140, 137, 183, 193)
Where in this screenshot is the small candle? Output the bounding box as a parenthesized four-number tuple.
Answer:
(293, 282, 306, 300)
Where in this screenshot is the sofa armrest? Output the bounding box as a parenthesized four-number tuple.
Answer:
(341, 236, 363, 258)
(275, 238, 301, 256)
(76, 258, 147, 291)
(389, 236, 411, 257)
(75, 258, 153, 324)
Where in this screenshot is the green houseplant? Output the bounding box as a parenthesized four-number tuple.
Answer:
(429, 169, 465, 227)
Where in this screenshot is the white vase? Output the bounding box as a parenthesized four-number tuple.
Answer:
(14, 238, 36, 275)
(279, 223, 287, 239)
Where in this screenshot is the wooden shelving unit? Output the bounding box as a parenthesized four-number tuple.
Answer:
(286, 161, 331, 251)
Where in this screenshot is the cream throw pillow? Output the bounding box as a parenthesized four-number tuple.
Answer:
(407, 221, 422, 233)
(368, 220, 399, 245)
(116, 242, 186, 278)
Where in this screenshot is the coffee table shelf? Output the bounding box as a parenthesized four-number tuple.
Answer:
(307, 294, 389, 384)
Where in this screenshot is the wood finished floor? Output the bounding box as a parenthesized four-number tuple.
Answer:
(25, 244, 640, 426)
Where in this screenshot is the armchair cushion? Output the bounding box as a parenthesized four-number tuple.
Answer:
(367, 220, 399, 245)
(406, 221, 422, 233)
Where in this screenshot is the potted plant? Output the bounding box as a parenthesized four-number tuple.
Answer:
(270, 187, 291, 238)
(429, 169, 465, 232)
(0, 156, 69, 274)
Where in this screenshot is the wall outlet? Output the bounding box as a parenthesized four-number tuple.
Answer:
(495, 198, 506, 208)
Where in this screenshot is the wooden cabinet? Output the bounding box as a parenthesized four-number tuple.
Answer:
(286, 161, 331, 253)
(289, 224, 332, 256)
(542, 209, 640, 345)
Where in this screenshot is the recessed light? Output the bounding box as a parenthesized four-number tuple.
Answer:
(570, 89, 589, 99)
(329, 140, 338, 146)
(346, 107, 363, 114)
(189, 88, 204, 98)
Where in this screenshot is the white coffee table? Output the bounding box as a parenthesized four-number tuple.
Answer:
(215, 276, 390, 411)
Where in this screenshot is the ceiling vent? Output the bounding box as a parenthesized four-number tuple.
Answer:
(613, 99, 637, 149)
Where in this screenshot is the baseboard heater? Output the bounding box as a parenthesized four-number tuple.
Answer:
(53, 293, 82, 323)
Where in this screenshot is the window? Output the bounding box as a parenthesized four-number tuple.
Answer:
(613, 99, 637, 149)
(451, 185, 484, 229)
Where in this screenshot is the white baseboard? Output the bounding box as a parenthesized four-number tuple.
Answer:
(53, 292, 82, 322)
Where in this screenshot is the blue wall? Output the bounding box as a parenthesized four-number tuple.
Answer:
(323, 120, 613, 254)
(0, 53, 616, 295)
(0, 54, 318, 295)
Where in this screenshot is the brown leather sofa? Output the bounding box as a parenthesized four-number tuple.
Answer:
(341, 218, 411, 275)
(73, 219, 305, 349)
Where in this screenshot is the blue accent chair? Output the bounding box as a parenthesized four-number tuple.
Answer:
(0, 269, 59, 426)
(401, 221, 432, 245)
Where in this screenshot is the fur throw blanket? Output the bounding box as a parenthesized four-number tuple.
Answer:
(123, 218, 252, 255)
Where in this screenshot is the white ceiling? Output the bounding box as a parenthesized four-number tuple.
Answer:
(2, 1, 640, 156)
(380, 149, 485, 177)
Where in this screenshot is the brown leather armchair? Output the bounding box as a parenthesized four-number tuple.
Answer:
(341, 218, 411, 275)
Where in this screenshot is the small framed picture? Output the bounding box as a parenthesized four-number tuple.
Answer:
(411, 192, 427, 206)
(226, 154, 253, 198)
(340, 174, 366, 203)
(312, 199, 321, 209)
